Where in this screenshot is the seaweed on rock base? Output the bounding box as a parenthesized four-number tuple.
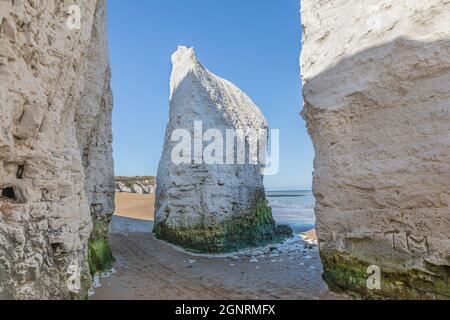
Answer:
(87, 218, 115, 276)
(321, 250, 450, 300)
(154, 200, 293, 253)
(87, 239, 115, 276)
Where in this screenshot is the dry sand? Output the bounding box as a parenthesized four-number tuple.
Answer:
(114, 192, 154, 221)
(91, 193, 341, 300)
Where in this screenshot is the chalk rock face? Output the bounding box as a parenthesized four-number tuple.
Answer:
(0, 0, 114, 299)
(154, 46, 288, 253)
(301, 0, 450, 299)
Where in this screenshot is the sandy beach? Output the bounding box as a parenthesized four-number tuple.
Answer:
(90, 193, 339, 300)
(114, 192, 155, 221)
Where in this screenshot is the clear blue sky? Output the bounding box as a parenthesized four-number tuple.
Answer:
(107, 0, 314, 190)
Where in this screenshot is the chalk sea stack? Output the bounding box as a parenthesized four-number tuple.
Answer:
(154, 46, 292, 253)
(301, 0, 450, 299)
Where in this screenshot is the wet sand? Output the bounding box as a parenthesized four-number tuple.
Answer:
(304, 229, 317, 241)
(91, 193, 341, 300)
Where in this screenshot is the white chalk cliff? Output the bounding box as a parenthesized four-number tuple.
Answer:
(301, 0, 450, 298)
(154, 46, 290, 252)
(0, 0, 114, 299)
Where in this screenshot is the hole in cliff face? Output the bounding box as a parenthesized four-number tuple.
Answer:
(17, 165, 25, 179)
(0, 186, 27, 203)
(2, 187, 15, 200)
(51, 243, 64, 256)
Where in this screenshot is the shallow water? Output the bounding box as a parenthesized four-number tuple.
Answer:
(267, 190, 316, 233)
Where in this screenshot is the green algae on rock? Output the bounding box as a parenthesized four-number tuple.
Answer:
(88, 218, 115, 275)
(88, 239, 115, 276)
(154, 200, 293, 253)
(321, 250, 450, 300)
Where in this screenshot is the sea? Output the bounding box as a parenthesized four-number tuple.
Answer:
(266, 190, 316, 234)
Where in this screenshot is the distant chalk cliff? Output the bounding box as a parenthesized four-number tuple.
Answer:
(115, 176, 156, 194)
